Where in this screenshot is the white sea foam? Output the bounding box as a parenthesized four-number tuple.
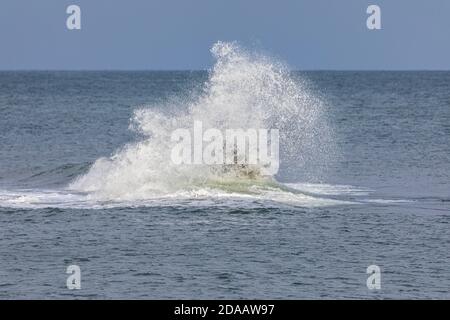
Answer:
(65, 41, 333, 205)
(285, 183, 372, 196)
(362, 199, 413, 204)
(0, 185, 351, 210)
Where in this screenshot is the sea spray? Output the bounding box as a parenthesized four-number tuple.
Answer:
(69, 41, 332, 200)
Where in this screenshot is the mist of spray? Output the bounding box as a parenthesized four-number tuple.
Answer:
(69, 41, 333, 200)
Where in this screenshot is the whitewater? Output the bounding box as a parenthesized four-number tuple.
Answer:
(0, 42, 425, 210)
(1, 47, 449, 299)
(0, 41, 352, 209)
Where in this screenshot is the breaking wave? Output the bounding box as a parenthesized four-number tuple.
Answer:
(67, 41, 333, 203)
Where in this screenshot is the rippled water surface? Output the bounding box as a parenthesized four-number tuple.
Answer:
(0, 70, 449, 298)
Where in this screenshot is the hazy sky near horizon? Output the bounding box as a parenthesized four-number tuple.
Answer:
(0, 0, 449, 70)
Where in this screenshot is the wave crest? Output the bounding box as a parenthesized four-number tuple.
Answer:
(69, 41, 332, 200)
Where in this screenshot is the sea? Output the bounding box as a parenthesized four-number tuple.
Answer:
(0, 43, 449, 299)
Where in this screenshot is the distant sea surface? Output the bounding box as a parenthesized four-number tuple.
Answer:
(0, 71, 449, 298)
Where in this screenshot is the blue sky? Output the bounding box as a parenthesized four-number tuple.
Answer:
(0, 0, 449, 70)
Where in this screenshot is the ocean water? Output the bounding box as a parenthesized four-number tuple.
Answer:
(1, 46, 450, 299)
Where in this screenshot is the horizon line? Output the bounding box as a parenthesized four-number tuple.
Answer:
(0, 69, 449, 72)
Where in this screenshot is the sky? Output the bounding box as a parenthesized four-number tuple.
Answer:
(0, 0, 449, 70)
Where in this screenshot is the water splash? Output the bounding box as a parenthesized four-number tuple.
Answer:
(69, 41, 332, 201)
